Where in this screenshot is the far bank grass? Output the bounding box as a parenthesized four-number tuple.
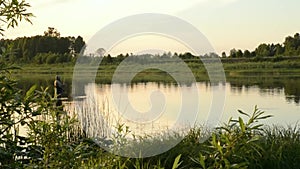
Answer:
(12, 59, 300, 83)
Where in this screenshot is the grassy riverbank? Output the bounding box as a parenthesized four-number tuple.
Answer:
(15, 57, 300, 75)
(11, 58, 300, 83)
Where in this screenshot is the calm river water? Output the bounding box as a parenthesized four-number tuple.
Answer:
(16, 75, 300, 135)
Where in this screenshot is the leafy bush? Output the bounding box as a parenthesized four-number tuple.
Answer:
(192, 107, 272, 169)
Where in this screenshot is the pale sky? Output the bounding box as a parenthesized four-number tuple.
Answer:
(4, 0, 300, 55)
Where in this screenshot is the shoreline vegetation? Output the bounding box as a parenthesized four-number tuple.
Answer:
(2, 65, 300, 168)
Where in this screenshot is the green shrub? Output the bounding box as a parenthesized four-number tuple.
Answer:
(192, 106, 272, 169)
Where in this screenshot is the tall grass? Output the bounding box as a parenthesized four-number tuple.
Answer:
(64, 99, 300, 168)
(258, 125, 300, 169)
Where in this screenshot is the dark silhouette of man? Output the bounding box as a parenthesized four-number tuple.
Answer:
(54, 75, 64, 107)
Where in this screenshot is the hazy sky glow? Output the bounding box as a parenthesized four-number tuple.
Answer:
(4, 0, 300, 55)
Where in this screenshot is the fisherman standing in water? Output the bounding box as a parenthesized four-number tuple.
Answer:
(54, 75, 64, 108)
(54, 75, 64, 122)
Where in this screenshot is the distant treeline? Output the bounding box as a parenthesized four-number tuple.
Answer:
(224, 33, 300, 58)
(77, 52, 202, 65)
(1, 29, 300, 64)
(0, 27, 85, 64)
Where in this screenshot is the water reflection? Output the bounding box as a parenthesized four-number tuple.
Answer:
(14, 74, 73, 98)
(227, 76, 300, 105)
(13, 75, 300, 128)
(68, 81, 299, 135)
(13, 74, 300, 106)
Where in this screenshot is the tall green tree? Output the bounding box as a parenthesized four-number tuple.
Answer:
(73, 36, 85, 53)
(44, 27, 60, 37)
(221, 51, 227, 58)
(255, 43, 270, 57)
(229, 48, 237, 58)
(243, 50, 251, 58)
(283, 33, 300, 56)
(274, 43, 284, 56)
(236, 49, 243, 58)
